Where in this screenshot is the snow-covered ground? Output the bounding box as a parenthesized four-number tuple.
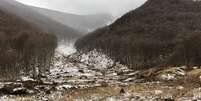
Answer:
(49, 43, 134, 86)
(56, 41, 76, 56)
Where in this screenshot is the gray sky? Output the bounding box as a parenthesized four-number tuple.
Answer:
(15, 0, 147, 17)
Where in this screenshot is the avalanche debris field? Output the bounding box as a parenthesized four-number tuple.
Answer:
(1, 44, 201, 101)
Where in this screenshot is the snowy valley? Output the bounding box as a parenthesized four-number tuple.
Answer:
(1, 43, 201, 101)
(1, 0, 201, 101)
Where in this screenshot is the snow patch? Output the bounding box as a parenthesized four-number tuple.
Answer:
(161, 74, 176, 80)
(19, 76, 35, 82)
(56, 84, 73, 91)
(77, 49, 114, 69)
(158, 67, 186, 80)
(56, 42, 76, 56)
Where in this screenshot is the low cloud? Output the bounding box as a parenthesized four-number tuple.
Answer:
(16, 0, 147, 17)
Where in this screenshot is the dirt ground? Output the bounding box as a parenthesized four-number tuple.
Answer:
(59, 67, 201, 101)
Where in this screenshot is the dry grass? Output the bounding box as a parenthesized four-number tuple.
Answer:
(61, 68, 201, 101)
(61, 83, 195, 100)
(3, 67, 201, 101)
(61, 85, 122, 101)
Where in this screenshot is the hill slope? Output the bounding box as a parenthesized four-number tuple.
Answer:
(0, 0, 81, 40)
(0, 0, 58, 80)
(31, 6, 114, 33)
(76, 0, 201, 69)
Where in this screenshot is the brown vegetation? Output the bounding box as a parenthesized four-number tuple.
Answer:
(76, 0, 201, 69)
(0, 8, 57, 81)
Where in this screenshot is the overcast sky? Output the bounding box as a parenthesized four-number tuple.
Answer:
(15, 0, 147, 17)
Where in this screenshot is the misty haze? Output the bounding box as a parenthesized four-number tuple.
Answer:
(0, 0, 201, 101)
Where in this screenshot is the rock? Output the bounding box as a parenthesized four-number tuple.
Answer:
(107, 73, 117, 76)
(12, 87, 30, 95)
(78, 70, 85, 73)
(154, 90, 163, 95)
(38, 74, 47, 78)
(193, 66, 199, 69)
(125, 71, 140, 77)
(120, 88, 126, 94)
(0, 82, 35, 95)
(45, 90, 51, 94)
(41, 97, 49, 101)
(79, 75, 88, 79)
(161, 74, 176, 80)
(0, 83, 22, 95)
(124, 78, 136, 82)
(157, 67, 186, 80)
(194, 99, 201, 101)
(176, 86, 184, 90)
(19, 76, 35, 82)
(56, 84, 73, 91)
(34, 85, 52, 93)
(178, 97, 192, 101)
(163, 98, 175, 101)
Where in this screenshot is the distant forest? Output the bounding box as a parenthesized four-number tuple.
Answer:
(76, 0, 201, 69)
(0, 9, 57, 81)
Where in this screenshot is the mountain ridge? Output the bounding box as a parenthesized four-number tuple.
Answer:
(31, 6, 114, 33)
(0, 0, 81, 40)
(76, 0, 201, 69)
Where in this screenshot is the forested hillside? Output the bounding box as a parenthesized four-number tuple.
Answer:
(76, 0, 201, 69)
(0, 5, 57, 81)
(31, 6, 113, 33)
(0, 0, 81, 41)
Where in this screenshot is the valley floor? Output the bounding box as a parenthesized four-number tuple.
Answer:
(1, 43, 201, 101)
